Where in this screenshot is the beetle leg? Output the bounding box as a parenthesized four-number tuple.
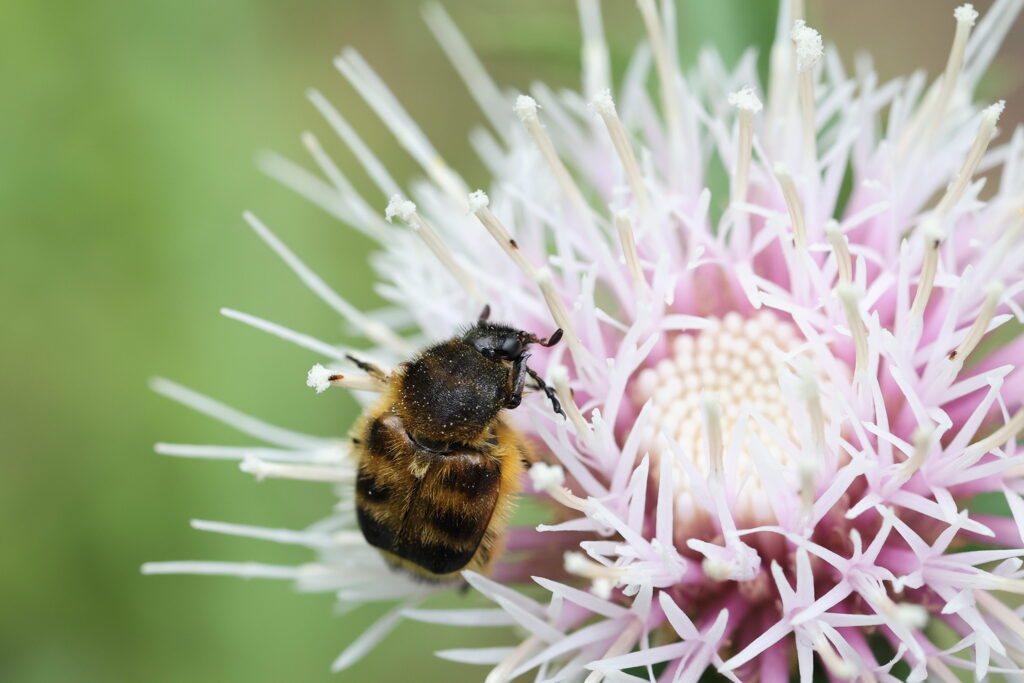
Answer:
(345, 353, 387, 381)
(526, 366, 565, 418)
(506, 353, 529, 409)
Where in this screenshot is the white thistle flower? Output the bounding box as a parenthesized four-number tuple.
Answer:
(147, 1, 1024, 680)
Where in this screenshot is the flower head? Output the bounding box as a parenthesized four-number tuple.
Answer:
(147, 1, 1024, 680)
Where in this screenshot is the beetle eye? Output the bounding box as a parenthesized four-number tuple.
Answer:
(500, 338, 522, 358)
(480, 348, 497, 360)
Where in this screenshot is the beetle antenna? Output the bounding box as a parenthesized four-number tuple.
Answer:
(478, 304, 491, 323)
(538, 328, 563, 347)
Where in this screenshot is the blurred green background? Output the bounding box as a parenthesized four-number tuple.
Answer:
(2, 1, 1020, 681)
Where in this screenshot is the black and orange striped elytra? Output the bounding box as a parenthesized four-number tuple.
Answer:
(351, 307, 564, 581)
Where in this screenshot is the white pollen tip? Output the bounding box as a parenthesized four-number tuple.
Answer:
(984, 100, 1006, 125)
(384, 194, 416, 223)
(549, 364, 569, 386)
(923, 218, 946, 244)
(529, 462, 565, 491)
(791, 20, 823, 72)
(535, 266, 554, 285)
(591, 578, 614, 600)
(300, 130, 318, 150)
(955, 3, 979, 25)
(702, 557, 732, 582)
(895, 603, 929, 630)
(467, 189, 490, 212)
(590, 88, 616, 116)
(728, 87, 763, 114)
(563, 551, 590, 575)
(514, 94, 539, 122)
(824, 219, 841, 238)
(773, 161, 791, 178)
(986, 281, 1005, 300)
(306, 363, 333, 393)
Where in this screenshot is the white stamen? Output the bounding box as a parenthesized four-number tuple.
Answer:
(824, 220, 852, 285)
(950, 283, 1003, 363)
(729, 88, 761, 207)
(976, 589, 1024, 644)
(240, 456, 354, 483)
(467, 188, 489, 212)
(836, 283, 869, 378)
(895, 603, 930, 630)
(307, 363, 384, 394)
(578, 0, 611, 100)
(797, 362, 824, 510)
(614, 211, 647, 293)
(385, 195, 482, 300)
(909, 220, 945, 320)
(334, 49, 467, 204)
(550, 365, 590, 434)
(384, 194, 416, 222)
(564, 551, 623, 597)
(515, 95, 592, 220)
(529, 462, 565, 491)
(243, 211, 412, 355)
(306, 88, 401, 198)
(592, 89, 650, 210)
(141, 561, 303, 580)
(636, 0, 681, 154)
(774, 163, 808, 249)
(513, 94, 539, 122)
(790, 20, 823, 73)
(791, 21, 821, 167)
(812, 636, 856, 679)
(583, 619, 643, 683)
(917, 4, 980, 146)
(535, 267, 586, 361)
(150, 377, 324, 450)
(470, 191, 537, 278)
(155, 443, 345, 464)
(900, 427, 935, 479)
(191, 519, 334, 548)
(970, 408, 1024, 456)
(221, 308, 346, 360)
(700, 392, 724, 480)
(935, 101, 1005, 217)
(421, 3, 514, 140)
(484, 636, 543, 683)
